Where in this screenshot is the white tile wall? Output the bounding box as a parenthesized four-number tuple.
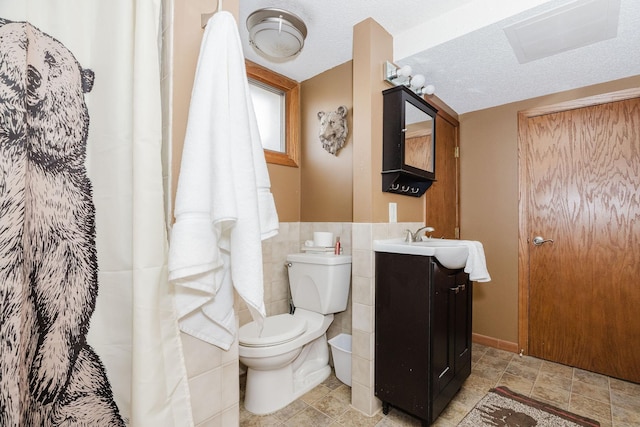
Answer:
(188, 368, 222, 423)
(181, 329, 239, 427)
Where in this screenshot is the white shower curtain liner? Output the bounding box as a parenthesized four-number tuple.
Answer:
(1, 1, 193, 425)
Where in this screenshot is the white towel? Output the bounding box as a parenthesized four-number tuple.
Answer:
(460, 240, 491, 282)
(168, 11, 279, 350)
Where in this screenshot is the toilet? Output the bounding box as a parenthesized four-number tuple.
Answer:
(239, 252, 352, 415)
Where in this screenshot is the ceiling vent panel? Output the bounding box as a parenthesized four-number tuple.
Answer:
(503, 0, 621, 64)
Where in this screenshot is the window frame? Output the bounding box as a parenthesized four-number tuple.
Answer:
(246, 60, 300, 167)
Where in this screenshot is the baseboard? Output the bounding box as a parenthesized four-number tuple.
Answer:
(472, 333, 519, 354)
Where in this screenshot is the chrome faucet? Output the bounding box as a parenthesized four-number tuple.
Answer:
(404, 226, 435, 242)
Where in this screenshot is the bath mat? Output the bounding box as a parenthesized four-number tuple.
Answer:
(457, 386, 600, 427)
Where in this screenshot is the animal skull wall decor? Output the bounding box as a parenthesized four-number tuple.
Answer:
(317, 105, 348, 155)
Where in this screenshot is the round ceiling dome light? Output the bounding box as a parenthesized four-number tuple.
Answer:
(247, 8, 307, 59)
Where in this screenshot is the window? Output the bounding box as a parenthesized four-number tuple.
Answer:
(249, 81, 285, 153)
(246, 60, 300, 167)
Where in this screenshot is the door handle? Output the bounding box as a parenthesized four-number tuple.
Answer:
(449, 284, 466, 294)
(532, 236, 554, 246)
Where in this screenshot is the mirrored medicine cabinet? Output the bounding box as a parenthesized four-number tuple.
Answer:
(382, 85, 437, 197)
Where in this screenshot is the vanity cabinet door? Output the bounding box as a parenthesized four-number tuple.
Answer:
(430, 261, 458, 420)
(453, 271, 472, 383)
(430, 263, 472, 420)
(375, 252, 432, 421)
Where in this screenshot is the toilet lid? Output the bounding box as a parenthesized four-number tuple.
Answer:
(239, 314, 307, 347)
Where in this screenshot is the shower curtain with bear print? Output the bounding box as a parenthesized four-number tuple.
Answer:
(0, 1, 193, 426)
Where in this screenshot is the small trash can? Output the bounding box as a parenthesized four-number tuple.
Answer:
(328, 333, 352, 386)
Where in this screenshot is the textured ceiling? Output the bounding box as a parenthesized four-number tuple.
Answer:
(238, 0, 640, 114)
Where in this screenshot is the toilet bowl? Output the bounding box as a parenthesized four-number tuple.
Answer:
(239, 253, 351, 415)
(239, 309, 334, 414)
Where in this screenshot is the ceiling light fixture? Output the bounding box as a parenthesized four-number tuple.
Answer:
(384, 61, 435, 96)
(247, 8, 307, 60)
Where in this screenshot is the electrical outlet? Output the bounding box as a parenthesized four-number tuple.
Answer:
(389, 203, 397, 223)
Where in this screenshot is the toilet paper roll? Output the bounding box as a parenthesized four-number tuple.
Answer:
(313, 232, 334, 247)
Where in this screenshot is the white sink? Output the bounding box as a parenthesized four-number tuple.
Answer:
(373, 238, 469, 269)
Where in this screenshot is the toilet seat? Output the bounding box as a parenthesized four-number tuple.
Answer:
(239, 314, 307, 347)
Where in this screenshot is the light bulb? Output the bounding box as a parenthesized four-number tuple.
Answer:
(410, 74, 425, 89)
(389, 64, 412, 80)
(423, 84, 435, 95)
(397, 65, 412, 78)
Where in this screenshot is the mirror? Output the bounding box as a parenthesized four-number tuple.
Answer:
(404, 101, 434, 173)
(382, 85, 438, 197)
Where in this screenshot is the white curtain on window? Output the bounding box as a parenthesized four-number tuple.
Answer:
(0, 1, 193, 425)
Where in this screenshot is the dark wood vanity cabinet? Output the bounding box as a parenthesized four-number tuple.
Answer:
(375, 252, 472, 426)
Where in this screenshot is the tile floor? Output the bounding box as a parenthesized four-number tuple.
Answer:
(239, 343, 640, 426)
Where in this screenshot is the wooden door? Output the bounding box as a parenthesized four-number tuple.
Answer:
(425, 111, 459, 238)
(519, 91, 640, 383)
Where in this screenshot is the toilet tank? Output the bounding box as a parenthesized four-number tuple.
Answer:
(286, 253, 352, 314)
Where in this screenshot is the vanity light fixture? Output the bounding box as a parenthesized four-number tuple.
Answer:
(384, 61, 436, 96)
(247, 8, 307, 59)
